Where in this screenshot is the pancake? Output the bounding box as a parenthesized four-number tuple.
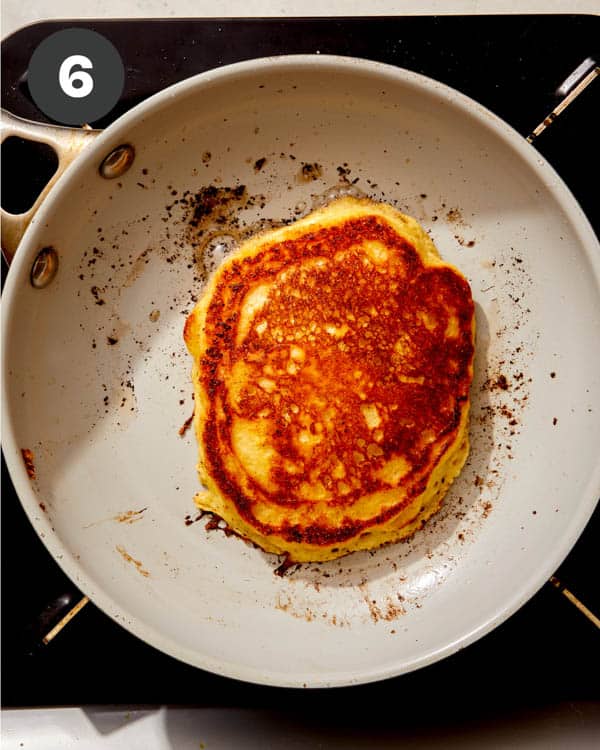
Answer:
(184, 196, 475, 563)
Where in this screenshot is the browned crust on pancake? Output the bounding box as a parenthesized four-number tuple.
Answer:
(185, 205, 474, 552)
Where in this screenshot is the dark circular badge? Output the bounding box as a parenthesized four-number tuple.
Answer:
(28, 29, 125, 126)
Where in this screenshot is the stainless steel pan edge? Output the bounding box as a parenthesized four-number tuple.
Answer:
(2, 55, 600, 687)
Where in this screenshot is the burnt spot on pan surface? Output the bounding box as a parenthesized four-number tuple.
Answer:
(185, 185, 247, 230)
(160, 183, 273, 282)
(178, 411, 194, 437)
(274, 555, 300, 578)
(90, 285, 106, 305)
(184, 512, 204, 526)
(21, 448, 36, 479)
(203, 513, 236, 537)
(298, 162, 323, 182)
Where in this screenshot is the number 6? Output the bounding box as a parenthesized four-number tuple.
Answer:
(59, 55, 94, 98)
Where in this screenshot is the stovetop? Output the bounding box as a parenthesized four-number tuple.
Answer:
(1, 15, 598, 712)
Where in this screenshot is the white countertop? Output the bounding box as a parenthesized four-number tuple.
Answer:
(2, 0, 598, 39)
(3, 704, 600, 749)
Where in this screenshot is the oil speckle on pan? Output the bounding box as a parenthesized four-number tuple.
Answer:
(359, 583, 406, 623)
(116, 545, 150, 577)
(115, 508, 148, 524)
(83, 508, 148, 529)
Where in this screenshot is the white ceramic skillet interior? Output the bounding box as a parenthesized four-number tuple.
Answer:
(3, 56, 600, 687)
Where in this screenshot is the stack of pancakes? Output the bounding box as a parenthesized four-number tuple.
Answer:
(184, 197, 475, 562)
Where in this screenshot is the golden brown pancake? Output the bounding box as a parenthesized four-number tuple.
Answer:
(184, 197, 475, 563)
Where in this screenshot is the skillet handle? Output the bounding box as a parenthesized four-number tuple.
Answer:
(0, 109, 100, 263)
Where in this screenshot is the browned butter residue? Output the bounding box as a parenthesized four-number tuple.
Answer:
(359, 584, 406, 622)
(21, 449, 36, 479)
(299, 162, 322, 182)
(274, 554, 299, 577)
(115, 508, 147, 524)
(179, 410, 195, 436)
(275, 593, 315, 623)
(116, 545, 150, 577)
(184, 512, 204, 526)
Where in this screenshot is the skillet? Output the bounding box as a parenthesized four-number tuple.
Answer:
(2, 56, 599, 686)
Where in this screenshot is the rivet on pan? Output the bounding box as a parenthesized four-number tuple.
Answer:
(30, 246, 58, 289)
(99, 144, 135, 179)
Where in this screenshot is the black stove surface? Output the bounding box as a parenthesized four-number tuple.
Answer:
(1, 16, 599, 713)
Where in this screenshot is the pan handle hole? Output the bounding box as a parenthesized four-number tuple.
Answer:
(1, 136, 59, 214)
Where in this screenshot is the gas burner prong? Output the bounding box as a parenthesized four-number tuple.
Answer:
(526, 60, 599, 143)
(556, 56, 598, 96)
(549, 576, 600, 630)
